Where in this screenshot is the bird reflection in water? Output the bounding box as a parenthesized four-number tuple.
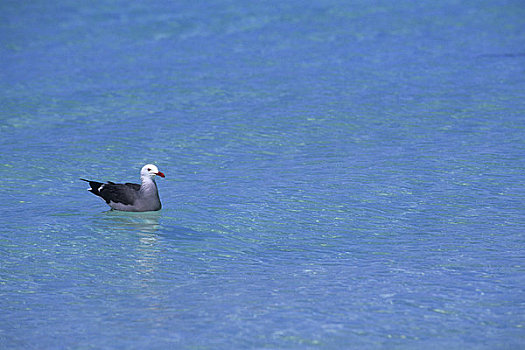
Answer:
(98, 210, 166, 311)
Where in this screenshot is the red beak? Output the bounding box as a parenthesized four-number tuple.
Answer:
(156, 172, 165, 178)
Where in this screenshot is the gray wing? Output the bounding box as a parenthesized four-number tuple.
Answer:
(98, 181, 141, 205)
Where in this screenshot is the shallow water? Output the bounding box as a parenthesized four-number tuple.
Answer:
(1, 1, 524, 349)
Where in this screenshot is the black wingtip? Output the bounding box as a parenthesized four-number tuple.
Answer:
(80, 178, 105, 196)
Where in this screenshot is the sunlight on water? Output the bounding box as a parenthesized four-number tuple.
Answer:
(1, 0, 524, 349)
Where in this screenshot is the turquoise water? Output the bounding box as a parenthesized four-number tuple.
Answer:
(1, 1, 525, 349)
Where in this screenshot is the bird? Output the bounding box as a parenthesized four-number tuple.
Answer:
(81, 164, 165, 212)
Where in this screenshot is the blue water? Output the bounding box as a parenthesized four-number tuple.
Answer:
(1, 0, 525, 349)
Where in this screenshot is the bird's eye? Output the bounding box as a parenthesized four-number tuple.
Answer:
(147, 168, 151, 171)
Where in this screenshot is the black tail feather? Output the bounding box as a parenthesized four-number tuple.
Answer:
(80, 178, 104, 196)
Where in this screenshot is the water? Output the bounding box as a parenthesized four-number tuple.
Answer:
(1, 0, 524, 349)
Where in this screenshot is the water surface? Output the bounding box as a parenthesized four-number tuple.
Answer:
(1, 1, 524, 349)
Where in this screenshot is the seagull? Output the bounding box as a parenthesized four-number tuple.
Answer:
(81, 164, 165, 212)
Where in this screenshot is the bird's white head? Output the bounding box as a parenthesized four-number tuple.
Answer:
(141, 164, 165, 179)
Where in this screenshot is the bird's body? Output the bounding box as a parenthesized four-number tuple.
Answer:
(82, 164, 165, 212)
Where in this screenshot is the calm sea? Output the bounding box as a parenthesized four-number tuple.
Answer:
(1, 0, 524, 349)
